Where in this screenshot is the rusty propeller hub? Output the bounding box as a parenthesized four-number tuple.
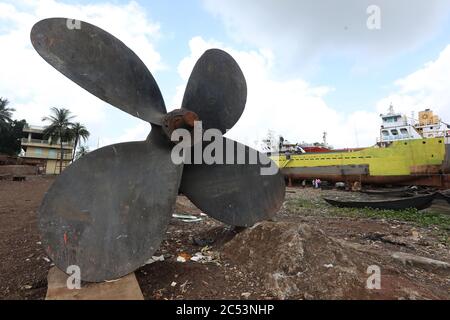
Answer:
(161, 109, 199, 141)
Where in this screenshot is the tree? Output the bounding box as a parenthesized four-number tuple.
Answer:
(0, 120, 27, 156)
(70, 122, 90, 162)
(0, 98, 26, 156)
(0, 97, 15, 130)
(42, 107, 75, 174)
(75, 145, 90, 160)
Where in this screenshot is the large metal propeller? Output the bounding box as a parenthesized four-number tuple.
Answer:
(31, 18, 285, 282)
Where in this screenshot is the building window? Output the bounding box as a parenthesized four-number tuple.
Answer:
(34, 148, 43, 155)
(382, 130, 389, 136)
(391, 129, 399, 136)
(400, 128, 408, 135)
(49, 150, 57, 158)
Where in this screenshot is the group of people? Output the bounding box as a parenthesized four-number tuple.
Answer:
(313, 178, 322, 189)
(301, 178, 322, 189)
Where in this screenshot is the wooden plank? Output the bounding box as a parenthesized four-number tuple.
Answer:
(45, 267, 144, 300)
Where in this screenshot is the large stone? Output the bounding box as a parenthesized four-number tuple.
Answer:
(46, 267, 144, 300)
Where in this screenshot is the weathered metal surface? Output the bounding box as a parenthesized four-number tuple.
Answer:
(324, 193, 437, 211)
(31, 18, 166, 125)
(274, 137, 450, 188)
(180, 138, 285, 227)
(282, 164, 369, 177)
(39, 128, 183, 282)
(410, 165, 442, 175)
(443, 143, 450, 173)
(284, 172, 450, 188)
(182, 49, 247, 133)
(161, 109, 199, 141)
(32, 18, 286, 282)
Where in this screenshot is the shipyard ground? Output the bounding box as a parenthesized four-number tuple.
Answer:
(1, 177, 449, 300)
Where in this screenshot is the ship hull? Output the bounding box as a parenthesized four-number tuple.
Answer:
(282, 168, 450, 188)
(272, 137, 450, 188)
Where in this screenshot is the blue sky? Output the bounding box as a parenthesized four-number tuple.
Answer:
(2, 0, 450, 149)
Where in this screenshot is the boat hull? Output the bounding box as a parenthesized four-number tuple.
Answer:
(324, 193, 436, 211)
(272, 137, 450, 188)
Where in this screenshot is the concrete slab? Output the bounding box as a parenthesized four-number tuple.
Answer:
(46, 267, 144, 300)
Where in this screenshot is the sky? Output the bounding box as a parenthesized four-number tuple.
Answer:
(1, 0, 450, 150)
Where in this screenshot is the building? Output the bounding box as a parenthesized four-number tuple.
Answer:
(20, 124, 74, 174)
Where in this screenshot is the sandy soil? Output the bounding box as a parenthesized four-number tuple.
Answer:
(0, 177, 449, 300)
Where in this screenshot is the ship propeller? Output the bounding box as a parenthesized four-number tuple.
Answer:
(31, 18, 285, 281)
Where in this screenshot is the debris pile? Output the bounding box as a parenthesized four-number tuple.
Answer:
(222, 221, 449, 299)
(223, 222, 368, 299)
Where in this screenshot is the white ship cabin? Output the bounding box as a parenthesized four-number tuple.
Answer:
(379, 105, 450, 143)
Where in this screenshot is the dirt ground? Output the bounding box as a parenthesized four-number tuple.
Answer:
(0, 176, 449, 300)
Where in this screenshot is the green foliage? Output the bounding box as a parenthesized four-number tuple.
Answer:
(70, 122, 90, 161)
(0, 119, 27, 156)
(42, 107, 75, 145)
(75, 145, 90, 160)
(329, 206, 450, 230)
(0, 97, 15, 126)
(286, 195, 450, 231)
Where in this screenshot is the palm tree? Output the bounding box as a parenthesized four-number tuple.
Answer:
(42, 107, 75, 174)
(0, 97, 15, 129)
(70, 122, 90, 162)
(76, 145, 90, 159)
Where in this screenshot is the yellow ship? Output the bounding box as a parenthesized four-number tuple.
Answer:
(271, 107, 450, 188)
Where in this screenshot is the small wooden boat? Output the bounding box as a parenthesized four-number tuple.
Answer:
(360, 187, 434, 198)
(324, 193, 437, 211)
(436, 191, 450, 205)
(360, 189, 412, 198)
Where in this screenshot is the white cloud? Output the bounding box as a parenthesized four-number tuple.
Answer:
(175, 37, 381, 150)
(0, 0, 162, 148)
(376, 44, 450, 123)
(202, 0, 450, 66)
(99, 122, 151, 148)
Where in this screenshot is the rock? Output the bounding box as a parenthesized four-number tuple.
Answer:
(391, 252, 450, 271)
(144, 255, 165, 265)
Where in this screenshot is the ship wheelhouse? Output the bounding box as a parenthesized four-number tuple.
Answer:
(379, 106, 449, 143)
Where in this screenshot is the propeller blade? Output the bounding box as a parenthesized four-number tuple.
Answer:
(182, 49, 247, 133)
(179, 138, 285, 227)
(39, 128, 182, 282)
(31, 18, 166, 125)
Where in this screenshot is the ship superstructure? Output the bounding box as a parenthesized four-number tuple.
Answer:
(379, 105, 449, 143)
